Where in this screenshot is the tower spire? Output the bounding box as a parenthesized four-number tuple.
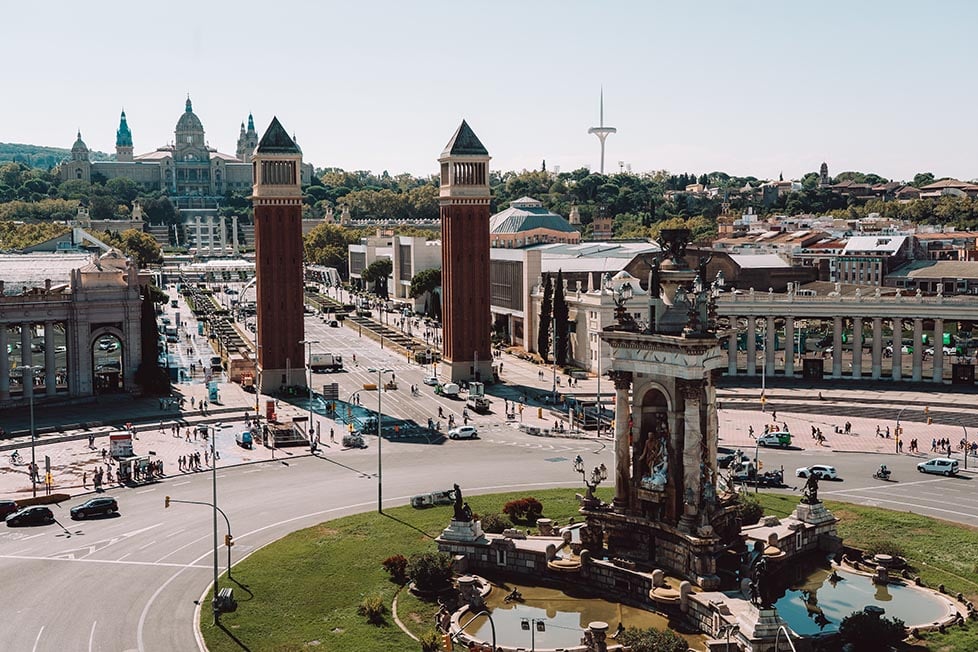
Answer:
(588, 88, 617, 174)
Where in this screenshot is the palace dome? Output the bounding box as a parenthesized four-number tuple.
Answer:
(175, 97, 204, 134)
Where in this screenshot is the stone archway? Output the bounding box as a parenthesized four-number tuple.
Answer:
(91, 329, 125, 394)
(634, 384, 672, 522)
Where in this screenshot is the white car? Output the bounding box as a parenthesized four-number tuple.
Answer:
(448, 425, 478, 440)
(917, 457, 958, 476)
(423, 375, 440, 386)
(795, 465, 838, 480)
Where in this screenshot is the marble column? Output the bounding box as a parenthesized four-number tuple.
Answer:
(871, 317, 882, 380)
(21, 323, 33, 399)
(195, 216, 202, 256)
(727, 331, 737, 376)
(746, 317, 757, 377)
(891, 319, 903, 381)
(612, 371, 632, 509)
(851, 317, 863, 379)
(933, 318, 944, 384)
(220, 215, 227, 254)
(680, 380, 703, 526)
(0, 325, 9, 400)
(784, 316, 795, 378)
(911, 318, 923, 381)
(765, 316, 776, 375)
(44, 321, 56, 396)
(232, 215, 239, 254)
(208, 216, 216, 255)
(832, 316, 843, 378)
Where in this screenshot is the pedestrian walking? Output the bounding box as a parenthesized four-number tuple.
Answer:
(82, 471, 88, 488)
(330, 428, 335, 443)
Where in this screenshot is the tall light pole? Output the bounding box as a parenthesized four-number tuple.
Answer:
(209, 424, 219, 624)
(368, 367, 391, 513)
(300, 339, 320, 444)
(22, 365, 38, 497)
(895, 406, 907, 455)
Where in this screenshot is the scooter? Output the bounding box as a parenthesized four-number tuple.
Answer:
(872, 469, 892, 481)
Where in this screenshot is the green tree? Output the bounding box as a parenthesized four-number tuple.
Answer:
(409, 267, 441, 299)
(98, 229, 163, 267)
(537, 274, 553, 361)
(838, 610, 905, 651)
(133, 285, 170, 395)
(912, 172, 936, 188)
(553, 269, 569, 365)
(615, 626, 688, 652)
(106, 177, 139, 206)
(361, 258, 393, 298)
(88, 194, 119, 220)
(304, 223, 356, 275)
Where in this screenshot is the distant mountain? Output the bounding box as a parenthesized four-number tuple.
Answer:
(0, 143, 113, 169)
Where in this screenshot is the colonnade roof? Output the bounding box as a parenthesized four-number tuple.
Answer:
(0, 253, 93, 295)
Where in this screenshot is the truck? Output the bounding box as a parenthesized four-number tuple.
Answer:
(437, 382, 460, 398)
(466, 381, 491, 413)
(310, 353, 343, 372)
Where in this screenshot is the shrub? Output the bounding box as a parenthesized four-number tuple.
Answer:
(838, 610, 906, 650)
(737, 491, 763, 526)
(357, 594, 386, 625)
(418, 629, 442, 652)
(502, 497, 543, 524)
(407, 551, 454, 592)
(616, 626, 688, 652)
(481, 513, 512, 534)
(16, 493, 70, 508)
(382, 554, 408, 584)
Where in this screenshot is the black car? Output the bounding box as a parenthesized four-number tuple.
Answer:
(5, 505, 55, 527)
(71, 497, 119, 520)
(0, 500, 19, 520)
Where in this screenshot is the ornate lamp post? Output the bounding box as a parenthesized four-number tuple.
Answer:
(573, 454, 608, 506)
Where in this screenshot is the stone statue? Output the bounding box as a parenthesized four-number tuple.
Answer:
(698, 255, 712, 288)
(649, 258, 661, 300)
(801, 473, 820, 505)
(452, 483, 472, 522)
(649, 442, 668, 491)
(674, 285, 688, 306)
(752, 557, 771, 608)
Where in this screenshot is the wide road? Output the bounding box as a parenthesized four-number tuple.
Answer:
(0, 424, 610, 652)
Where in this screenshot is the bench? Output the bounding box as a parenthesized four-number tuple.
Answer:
(216, 587, 237, 613)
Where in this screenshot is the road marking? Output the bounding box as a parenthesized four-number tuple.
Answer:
(138, 540, 157, 551)
(136, 488, 156, 494)
(173, 481, 191, 486)
(0, 553, 210, 569)
(821, 477, 947, 495)
(823, 490, 978, 520)
(117, 553, 131, 561)
(153, 532, 211, 563)
(163, 527, 185, 539)
(242, 468, 262, 474)
(32, 626, 43, 652)
(88, 621, 97, 652)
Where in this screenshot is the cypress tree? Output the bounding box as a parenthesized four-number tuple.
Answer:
(553, 269, 569, 365)
(537, 274, 553, 362)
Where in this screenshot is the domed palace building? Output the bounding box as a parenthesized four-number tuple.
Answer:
(60, 97, 311, 207)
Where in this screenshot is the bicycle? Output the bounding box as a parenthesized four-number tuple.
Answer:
(10, 451, 22, 465)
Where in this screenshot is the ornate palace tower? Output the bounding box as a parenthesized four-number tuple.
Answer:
(115, 110, 133, 162)
(252, 117, 306, 392)
(438, 121, 494, 383)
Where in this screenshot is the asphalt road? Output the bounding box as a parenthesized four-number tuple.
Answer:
(0, 414, 610, 651)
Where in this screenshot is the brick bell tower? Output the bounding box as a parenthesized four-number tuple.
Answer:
(252, 117, 306, 392)
(439, 120, 494, 383)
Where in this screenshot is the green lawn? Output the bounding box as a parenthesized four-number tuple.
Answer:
(201, 489, 977, 651)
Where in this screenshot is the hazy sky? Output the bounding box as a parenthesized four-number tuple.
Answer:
(5, 1, 977, 182)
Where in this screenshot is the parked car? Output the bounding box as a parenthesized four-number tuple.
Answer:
(5, 505, 55, 527)
(0, 500, 19, 520)
(423, 375, 440, 386)
(758, 431, 792, 448)
(795, 465, 838, 480)
(924, 346, 957, 357)
(917, 457, 958, 476)
(328, 320, 340, 328)
(411, 490, 454, 508)
(448, 425, 478, 440)
(70, 497, 119, 519)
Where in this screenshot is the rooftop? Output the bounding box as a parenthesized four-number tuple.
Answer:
(888, 260, 978, 280)
(489, 197, 577, 235)
(441, 120, 488, 157)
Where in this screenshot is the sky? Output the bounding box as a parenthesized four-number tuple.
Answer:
(4, 0, 978, 183)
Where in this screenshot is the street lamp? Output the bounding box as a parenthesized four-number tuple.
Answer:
(718, 623, 740, 652)
(573, 455, 607, 503)
(895, 406, 907, 455)
(368, 367, 392, 513)
(300, 339, 320, 446)
(21, 365, 39, 497)
(521, 617, 547, 651)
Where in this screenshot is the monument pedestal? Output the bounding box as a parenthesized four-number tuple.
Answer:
(441, 519, 485, 542)
(741, 606, 788, 640)
(793, 501, 836, 526)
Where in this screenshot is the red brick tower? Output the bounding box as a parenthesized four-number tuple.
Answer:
(439, 121, 494, 383)
(252, 117, 306, 392)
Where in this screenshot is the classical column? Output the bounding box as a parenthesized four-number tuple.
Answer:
(727, 330, 737, 376)
(911, 318, 923, 381)
(208, 216, 216, 255)
(232, 215, 239, 254)
(612, 371, 633, 509)
(678, 379, 704, 531)
(746, 317, 757, 377)
(20, 323, 33, 399)
(871, 317, 882, 380)
(765, 316, 776, 374)
(219, 215, 227, 254)
(784, 316, 795, 378)
(933, 318, 944, 384)
(195, 216, 202, 256)
(832, 316, 843, 378)
(891, 319, 903, 381)
(0, 325, 9, 401)
(44, 321, 56, 396)
(851, 317, 863, 379)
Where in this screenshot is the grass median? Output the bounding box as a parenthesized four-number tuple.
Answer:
(200, 489, 978, 652)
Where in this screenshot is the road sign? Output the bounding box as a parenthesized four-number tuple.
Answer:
(322, 383, 339, 400)
(44, 455, 50, 474)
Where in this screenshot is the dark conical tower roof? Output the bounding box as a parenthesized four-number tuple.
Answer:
(256, 117, 301, 154)
(441, 120, 488, 157)
(116, 110, 133, 147)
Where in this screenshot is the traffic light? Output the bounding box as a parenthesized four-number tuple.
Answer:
(441, 633, 452, 651)
(928, 417, 933, 425)
(225, 534, 234, 548)
(165, 496, 171, 508)
(758, 461, 764, 469)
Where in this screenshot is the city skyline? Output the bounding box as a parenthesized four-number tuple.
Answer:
(4, 1, 978, 182)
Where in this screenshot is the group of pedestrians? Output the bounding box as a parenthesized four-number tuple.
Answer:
(178, 451, 213, 472)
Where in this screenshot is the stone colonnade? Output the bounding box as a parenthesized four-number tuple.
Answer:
(0, 321, 68, 401)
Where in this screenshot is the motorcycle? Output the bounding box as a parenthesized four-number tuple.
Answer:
(872, 469, 892, 481)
